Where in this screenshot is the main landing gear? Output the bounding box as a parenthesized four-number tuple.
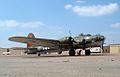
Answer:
(69, 48, 75, 56)
(69, 49, 91, 56)
(77, 50, 82, 55)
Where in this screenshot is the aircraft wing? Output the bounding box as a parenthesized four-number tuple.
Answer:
(8, 36, 60, 47)
(10, 47, 28, 50)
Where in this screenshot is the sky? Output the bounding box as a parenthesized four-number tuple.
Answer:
(0, 0, 120, 47)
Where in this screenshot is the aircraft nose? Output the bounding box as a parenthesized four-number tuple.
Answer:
(96, 35, 105, 41)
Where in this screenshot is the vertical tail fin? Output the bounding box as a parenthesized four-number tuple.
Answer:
(28, 33, 35, 38)
(27, 33, 35, 48)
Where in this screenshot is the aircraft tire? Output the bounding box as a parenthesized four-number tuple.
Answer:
(69, 48, 75, 56)
(57, 51, 62, 54)
(77, 50, 82, 55)
(85, 50, 91, 56)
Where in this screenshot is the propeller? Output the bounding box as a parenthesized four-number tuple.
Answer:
(68, 36, 74, 46)
(68, 30, 76, 47)
(101, 37, 105, 52)
(82, 39, 86, 50)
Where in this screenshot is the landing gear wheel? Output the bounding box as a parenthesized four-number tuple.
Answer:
(77, 50, 82, 55)
(57, 51, 62, 54)
(69, 48, 75, 56)
(24, 51, 28, 55)
(85, 50, 91, 56)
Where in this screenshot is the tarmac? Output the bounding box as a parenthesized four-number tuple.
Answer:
(0, 52, 120, 77)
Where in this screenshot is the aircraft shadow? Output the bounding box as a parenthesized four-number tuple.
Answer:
(22, 53, 108, 58)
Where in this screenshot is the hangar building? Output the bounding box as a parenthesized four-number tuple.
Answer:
(103, 44, 120, 54)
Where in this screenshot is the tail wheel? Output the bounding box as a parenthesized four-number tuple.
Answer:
(37, 52, 41, 56)
(24, 51, 28, 55)
(85, 50, 91, 56)
(69, 48, 75, 56)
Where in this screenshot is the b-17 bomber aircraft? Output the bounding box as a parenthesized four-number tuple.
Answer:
(8, 33, 105, 56)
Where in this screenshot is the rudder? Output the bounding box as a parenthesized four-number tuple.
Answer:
(27, 33, 35, 48)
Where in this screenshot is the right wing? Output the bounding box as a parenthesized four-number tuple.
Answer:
(8, 36, 60, 47)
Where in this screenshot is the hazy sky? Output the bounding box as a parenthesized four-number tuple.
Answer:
(0, 0, 120, 47)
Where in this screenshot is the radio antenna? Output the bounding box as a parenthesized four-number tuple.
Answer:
(69, 30, 72, 37)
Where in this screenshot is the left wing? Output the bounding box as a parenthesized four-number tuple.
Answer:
(8, 36, 60, 47)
